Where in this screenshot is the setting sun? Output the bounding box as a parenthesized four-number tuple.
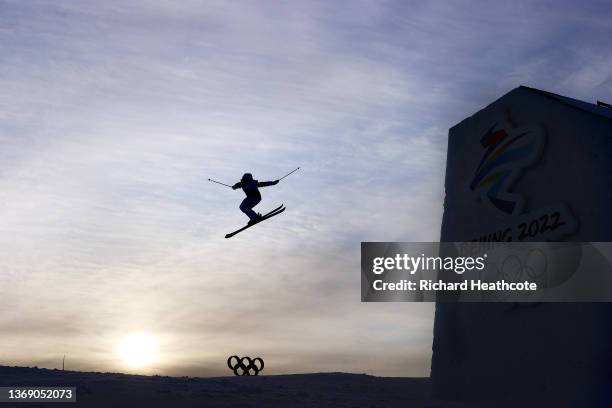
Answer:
(118, 333, 158, 368)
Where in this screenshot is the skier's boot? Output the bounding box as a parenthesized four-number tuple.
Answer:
(248, 213, 263, 225)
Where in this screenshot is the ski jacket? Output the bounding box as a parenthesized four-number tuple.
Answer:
(232, 179, 278, 199)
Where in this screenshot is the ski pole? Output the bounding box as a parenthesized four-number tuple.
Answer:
(208, 178, 233, 188)
(278, 167, 300, 181)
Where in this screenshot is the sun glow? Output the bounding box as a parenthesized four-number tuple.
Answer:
(118, 333, 158, 368)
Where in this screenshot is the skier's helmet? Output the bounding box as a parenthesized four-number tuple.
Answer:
(241, 173, 253, 182)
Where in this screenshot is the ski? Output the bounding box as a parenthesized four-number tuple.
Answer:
(225, 205, 286, 239)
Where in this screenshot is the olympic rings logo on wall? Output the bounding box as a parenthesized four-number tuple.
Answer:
(227, 355, 265, 376)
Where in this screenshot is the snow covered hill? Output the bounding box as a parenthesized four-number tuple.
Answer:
(0, 365, 439, 407)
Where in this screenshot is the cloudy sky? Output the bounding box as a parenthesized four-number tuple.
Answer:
(1, 0, 611, 377)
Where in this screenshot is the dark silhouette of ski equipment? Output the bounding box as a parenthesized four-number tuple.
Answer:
(225, 204, 285, 238)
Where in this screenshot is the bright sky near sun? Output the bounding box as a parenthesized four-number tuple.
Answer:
(1, 0, 611, 377)
(118, 333, 158, 368)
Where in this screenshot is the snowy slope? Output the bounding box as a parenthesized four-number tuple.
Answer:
(0, 365, 441, 407)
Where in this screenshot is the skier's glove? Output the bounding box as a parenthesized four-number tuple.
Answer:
(273, 180, 279, 185)
(232, 183, 241, 190)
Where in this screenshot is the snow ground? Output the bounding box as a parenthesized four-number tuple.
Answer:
(0, 365, 447, 407)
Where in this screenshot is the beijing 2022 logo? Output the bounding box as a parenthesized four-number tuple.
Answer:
(469, 121, 577, 242)
(470, 123, 544, 216)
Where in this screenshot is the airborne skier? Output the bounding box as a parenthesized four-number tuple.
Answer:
(207, 167, 299, 238)
(232, 173, 279, 224)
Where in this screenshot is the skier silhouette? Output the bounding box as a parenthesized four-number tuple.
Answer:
(232, 173, 279, 224)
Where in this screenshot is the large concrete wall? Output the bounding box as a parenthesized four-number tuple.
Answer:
(432, 87, 612, 406)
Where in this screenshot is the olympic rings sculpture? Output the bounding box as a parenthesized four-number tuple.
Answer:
(227, 355, 265, 376)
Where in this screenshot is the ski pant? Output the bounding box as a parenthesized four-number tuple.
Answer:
(240, 196, 261, 221)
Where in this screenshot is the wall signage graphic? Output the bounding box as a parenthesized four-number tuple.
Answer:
(469, 121, 578, 242)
